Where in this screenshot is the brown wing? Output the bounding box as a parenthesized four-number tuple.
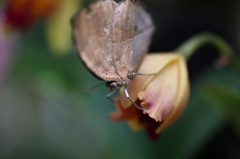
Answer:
(72, 0, 154, 81)
(111, 0, 155, 76)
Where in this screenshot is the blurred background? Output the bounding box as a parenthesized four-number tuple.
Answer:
(0, 0, 240, 159)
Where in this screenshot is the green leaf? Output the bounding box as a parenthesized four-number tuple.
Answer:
(201, 83, 240, 119)
(201, 83, 240, 137)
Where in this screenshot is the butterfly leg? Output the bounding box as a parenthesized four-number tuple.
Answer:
(106, 89, 121, 102)
(127, 70, 156, 79)
(124, 85, 148, 110)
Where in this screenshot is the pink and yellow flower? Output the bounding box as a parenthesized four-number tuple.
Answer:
(110, 53, 189, 140)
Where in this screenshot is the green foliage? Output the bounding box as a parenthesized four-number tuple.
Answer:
(201, 83, 240, 137)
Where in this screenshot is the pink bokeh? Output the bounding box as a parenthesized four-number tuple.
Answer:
(0, 9, 18, 84)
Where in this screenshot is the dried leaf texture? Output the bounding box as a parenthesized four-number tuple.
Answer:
(72, 0, 154, 82)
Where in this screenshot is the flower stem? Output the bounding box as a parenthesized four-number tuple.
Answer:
(175, 32, 233, 60)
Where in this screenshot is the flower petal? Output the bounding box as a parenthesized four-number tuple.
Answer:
(155, 55, 189, 133)
(109, 99, 144, 131)
(139, 60, 179, 122)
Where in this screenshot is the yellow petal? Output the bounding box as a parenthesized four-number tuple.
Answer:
(155, 55, 189, 133)
(46, 0, 81, 56)
(127, 116, 144, 131)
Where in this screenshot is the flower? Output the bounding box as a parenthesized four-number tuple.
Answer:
(3, 0, 81, 55)
(4, 0, 59, 30)
(109, 53, 189, 140)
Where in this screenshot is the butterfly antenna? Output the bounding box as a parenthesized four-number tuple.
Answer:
(80, 82, 106, 93)
(124, 85, 148, 110)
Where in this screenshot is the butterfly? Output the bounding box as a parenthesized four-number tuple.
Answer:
(72, 0, 155, 110)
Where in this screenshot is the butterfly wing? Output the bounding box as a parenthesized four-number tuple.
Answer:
(72, 0, 154, 81)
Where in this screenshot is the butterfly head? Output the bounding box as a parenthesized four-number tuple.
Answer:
(106, 81, 124, 90)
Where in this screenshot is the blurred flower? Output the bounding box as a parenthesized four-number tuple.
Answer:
(4, 0, 59, 30)
(110, 53, 189, 140)
(45, 0, 81, 56)
(3, 0, 81, 56)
